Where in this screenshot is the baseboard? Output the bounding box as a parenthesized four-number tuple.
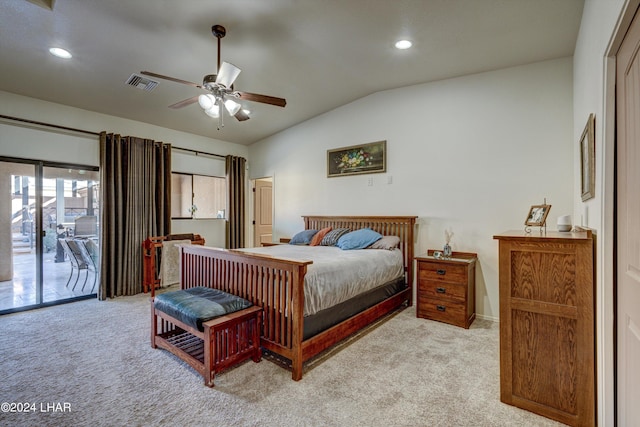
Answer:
(476, 313, 499, 323)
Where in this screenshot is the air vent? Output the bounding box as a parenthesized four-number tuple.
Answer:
(125, 74, 159, 92)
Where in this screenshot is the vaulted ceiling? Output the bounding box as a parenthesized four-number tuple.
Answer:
(0, 0, 584, 145)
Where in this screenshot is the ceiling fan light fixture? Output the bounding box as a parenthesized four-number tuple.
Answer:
(224, 98, 241, 115)
(198, 94, 216, 110)
(216, 62, 242, 88)
(204, 105, 220, 118)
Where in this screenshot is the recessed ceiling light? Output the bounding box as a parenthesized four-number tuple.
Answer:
(49, 47, 72, 59)
(395, 40, 412, 50)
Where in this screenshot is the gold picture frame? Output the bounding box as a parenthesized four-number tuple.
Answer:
(580, 114, 595, 201)
(525, 204, 552, 227)
(327, 140, 386, 177)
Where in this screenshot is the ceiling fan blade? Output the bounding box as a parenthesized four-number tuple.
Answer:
(234, 109, 250, 121)
(236, 91, 286, 108)
(141, 71, 202, 89)
(168, 96, 199, 109)
(215, 62, 241, 88)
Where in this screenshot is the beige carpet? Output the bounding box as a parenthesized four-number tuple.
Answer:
(0, 290, 565, 427)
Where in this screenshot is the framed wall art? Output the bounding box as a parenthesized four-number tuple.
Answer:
(327, 140, 386, 177)
(580, 114, 595, 201)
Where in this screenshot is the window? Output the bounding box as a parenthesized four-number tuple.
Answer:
(171, 173, 226, 219)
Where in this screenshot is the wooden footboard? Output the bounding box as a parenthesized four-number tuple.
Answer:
(180, 215, 416, 380)
(180, 245, 311, 378)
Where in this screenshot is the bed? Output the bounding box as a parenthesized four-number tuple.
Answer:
(178, 215, 417, 380)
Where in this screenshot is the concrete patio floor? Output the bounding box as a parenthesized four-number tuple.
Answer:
(0, 249, 97, 312)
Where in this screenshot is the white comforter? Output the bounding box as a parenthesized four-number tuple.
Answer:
(236, 245, 404, 316)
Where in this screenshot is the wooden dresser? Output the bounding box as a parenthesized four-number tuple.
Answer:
(493, 230, 595, 427)
(415, 250, 477, 328)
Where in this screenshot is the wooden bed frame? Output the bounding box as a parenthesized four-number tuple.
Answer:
(178, 215, 417, 380)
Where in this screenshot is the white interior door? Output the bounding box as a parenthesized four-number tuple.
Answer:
(253, 178, 272, 247)
(616, 6, 640, 425)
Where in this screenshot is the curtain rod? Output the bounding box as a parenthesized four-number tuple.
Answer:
(172, 146, 225, 159)
(0, 114, 101, 136)
(1, 113, 227, 159)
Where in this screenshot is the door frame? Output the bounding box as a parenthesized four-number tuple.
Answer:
(603, 1, 640, 424)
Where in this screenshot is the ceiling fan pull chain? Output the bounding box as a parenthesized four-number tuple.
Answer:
(217, 102, 224, 130)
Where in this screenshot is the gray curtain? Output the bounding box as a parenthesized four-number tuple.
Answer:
(225, 155, 246, 249)
(99, 132, 171, 299)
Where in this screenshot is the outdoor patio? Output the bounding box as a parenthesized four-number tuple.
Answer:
(0, 248, 97, 312)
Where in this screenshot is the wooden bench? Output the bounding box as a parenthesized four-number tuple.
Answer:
(151, 287, 262, 387)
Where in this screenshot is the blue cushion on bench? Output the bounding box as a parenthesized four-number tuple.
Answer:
(154, 287, 252, 332)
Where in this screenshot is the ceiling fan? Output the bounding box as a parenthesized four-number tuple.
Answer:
(141, 24, 286, 129)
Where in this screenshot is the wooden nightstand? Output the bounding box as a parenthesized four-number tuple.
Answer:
(261, 238, 291, 247)
(415, 250, 477, 328)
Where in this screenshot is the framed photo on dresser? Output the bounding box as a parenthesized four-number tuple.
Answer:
(525, 204, 551, 227)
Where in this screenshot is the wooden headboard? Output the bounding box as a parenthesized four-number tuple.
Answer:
(302, 215, 417, 291)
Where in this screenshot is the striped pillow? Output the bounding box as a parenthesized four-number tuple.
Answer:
(320, 228, 350, 246)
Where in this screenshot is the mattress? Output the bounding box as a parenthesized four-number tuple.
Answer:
(235, 245, 404, 316)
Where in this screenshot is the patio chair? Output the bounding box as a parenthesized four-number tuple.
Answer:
(59, 238, 97, 292)
(74, 238, 99, 293)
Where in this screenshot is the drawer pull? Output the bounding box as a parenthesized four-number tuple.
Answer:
(436, 305, 446, 312)
(436, 269, 446, 275)
(436, 287, 446, 293)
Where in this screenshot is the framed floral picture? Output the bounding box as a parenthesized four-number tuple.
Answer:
(327, 140, 386, 177)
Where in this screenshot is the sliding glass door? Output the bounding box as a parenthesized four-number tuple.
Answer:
(0, 158, 99, 313)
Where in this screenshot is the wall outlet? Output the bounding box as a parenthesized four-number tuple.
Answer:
(367, 177, 373, 186)
(387, 175, 393, 184)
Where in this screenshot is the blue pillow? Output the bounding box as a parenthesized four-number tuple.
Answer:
(337, 228, 383, 250)
(289, 229, 318, 245)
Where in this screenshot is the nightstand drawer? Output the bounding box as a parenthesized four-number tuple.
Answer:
(418, 281, 466, 302)
(418, 263, 467, 283)
(417, 296, 466, 326)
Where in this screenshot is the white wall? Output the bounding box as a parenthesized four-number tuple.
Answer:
(249, 57, 574, 322)
(171, 219, 226, 248)
(0, 90, 248, 245)
(573, 0, 634, 425)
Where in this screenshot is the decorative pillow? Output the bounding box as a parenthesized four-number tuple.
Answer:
(320, 228, 350, 246)
(367, 235, 401, 250)
(337, 228, 383, 250)
(289, 229, 318, 245)
(310, 227, 332, 246)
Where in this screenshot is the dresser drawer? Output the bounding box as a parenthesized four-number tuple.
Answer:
(418, 281, 466, 302)
(417, 296, 466, 327)
(418, 263, 467, 283)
